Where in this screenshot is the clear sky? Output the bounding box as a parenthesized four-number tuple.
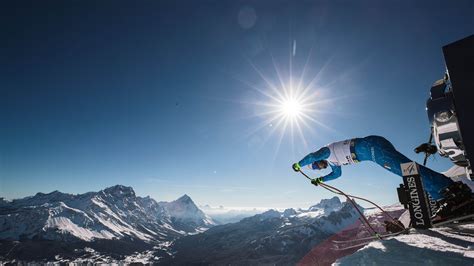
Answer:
(1, 1, 473, 209)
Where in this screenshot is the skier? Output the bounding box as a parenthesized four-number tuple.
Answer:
(292, 135, 473, 217)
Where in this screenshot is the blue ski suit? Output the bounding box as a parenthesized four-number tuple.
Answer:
(298, 135, 454, 200)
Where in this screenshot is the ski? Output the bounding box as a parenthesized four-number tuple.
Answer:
(332, 240, 375, 251)
(332, 228, 411, 251)
(332, 229, 410, 244)
(432, 213, 474, 228)
(332, 214, 474, 251)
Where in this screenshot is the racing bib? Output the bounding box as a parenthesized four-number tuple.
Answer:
(325, 139, 357, 166)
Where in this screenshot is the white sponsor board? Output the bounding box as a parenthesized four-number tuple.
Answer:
(401, 162, 419, 176)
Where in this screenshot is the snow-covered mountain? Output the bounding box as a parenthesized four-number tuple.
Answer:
(0, 185, 215, 257)
(158, 194, 215, 234)
(297, 196, 344, 219)
(309, 196, 343, 212)
(200, 196, 345, 225)
(160, 197, 361, 265)
(3, 192, 473, 265)
(1, 195, 353, 263)
(199, 205, 266, 224)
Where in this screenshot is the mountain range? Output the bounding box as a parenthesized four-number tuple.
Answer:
(9, 185, 467, 265)
(0, 185, 214, 261)
(1, 185, 361, 263)
(162, 196, 361, 265)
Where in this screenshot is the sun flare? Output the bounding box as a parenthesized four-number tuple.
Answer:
(253, 79, 323, 150)
(280, 97, 303, 119)
(237, 45, 343, 155)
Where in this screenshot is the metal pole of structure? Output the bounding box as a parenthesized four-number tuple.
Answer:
(400, 162, 432, 229)
(423, 133, 433, 166)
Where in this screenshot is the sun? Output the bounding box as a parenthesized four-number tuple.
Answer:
(253, 79, 322, 150)
(268, 80, 317, 127)
(280, 97, 303, 119)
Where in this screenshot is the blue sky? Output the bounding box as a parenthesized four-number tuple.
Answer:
(1, 1, 473, 209)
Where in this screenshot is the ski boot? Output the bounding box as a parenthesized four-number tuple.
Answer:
(384, 218, 406, 234)
(432, 182, 474, 222)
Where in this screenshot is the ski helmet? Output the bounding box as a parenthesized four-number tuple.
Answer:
(311, 160, 328, 170)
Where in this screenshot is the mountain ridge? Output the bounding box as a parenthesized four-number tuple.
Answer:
(161, 198, 363, 265)
(0, 184, 215, 244)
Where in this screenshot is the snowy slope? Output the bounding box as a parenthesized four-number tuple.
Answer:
(298, 202, 474, 266)
(298, 204, 405, 265)
(335, 223, 474, 265)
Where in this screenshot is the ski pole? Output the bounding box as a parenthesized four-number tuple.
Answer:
(318, 181, 405, 232)
(298, 170, 381, 239)
(299, 169, 404, 231)
(319, 183, 381, 239)
(320, 184, 398, 221)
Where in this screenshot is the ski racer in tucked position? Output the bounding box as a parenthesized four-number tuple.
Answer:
(292, 135, 474, 219)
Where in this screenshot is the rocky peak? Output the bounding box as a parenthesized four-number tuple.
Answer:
(34, 190, 64, 197)
(309, 196, 342, 212)
(175, 194, 193, 204)
(283, 208, 297, 217)
(102, 185, 136, 198)
(166, 194, 199, 214)
(259, 209, 281, 220)
(320, 196, 341, 207)
(14, 190, 72, 206)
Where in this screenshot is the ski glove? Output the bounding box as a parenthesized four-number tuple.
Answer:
(311, 177, 323, 186)
(292, 163, 301, 172)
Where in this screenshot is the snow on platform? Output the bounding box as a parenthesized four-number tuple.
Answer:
(335, 224, 474, 265)
(298, 202, 474, 266)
